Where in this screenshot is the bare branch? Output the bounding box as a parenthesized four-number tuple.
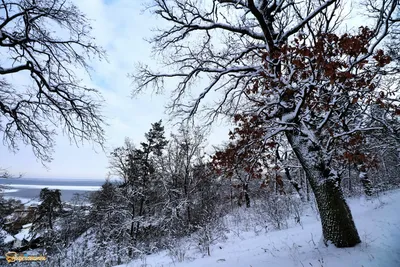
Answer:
(0, 0, 106, 162)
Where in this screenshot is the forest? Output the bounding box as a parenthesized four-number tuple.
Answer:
(0, 0, 400, 266)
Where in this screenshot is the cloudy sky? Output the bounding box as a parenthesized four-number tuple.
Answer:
(0, 0, 370, 179)
(0, 0, 231, 179)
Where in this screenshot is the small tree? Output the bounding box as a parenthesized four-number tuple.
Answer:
(30, 188, 63, 253)
(108, 121, 168, 248)
(89, 180, 133, 264)
(126, 120, 168, 241)
(36, 188, 62, 230)
(160, 125, 209, 231)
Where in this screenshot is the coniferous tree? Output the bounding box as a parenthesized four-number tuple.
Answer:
(36, 188, 62, 231)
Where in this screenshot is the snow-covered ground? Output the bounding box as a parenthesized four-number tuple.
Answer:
(115, 190, 400, 267)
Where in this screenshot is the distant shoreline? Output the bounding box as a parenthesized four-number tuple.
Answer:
(0, 177, 107, 202)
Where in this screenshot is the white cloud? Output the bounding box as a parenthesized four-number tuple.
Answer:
(0, 0, 230, 179)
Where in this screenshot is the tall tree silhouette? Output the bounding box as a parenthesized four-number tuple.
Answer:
(134, 0, 400, 247)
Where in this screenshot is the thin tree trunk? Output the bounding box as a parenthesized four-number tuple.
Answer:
(284, 167, 305, 201)
(286, 133, 361, 247)
(49, 210, 53, 230)
(300, 168, 304, 188)
(243, 183, 251, 208)
(274, 156, 278, 194)
(229, 177, 233, 210)
(276, 148, 305, 200)
(184, 167, 191, 224)
(187, 206, 191, 225)
(135, 197, 144, 240)
(357, 165, 373, 197)
(348, 162, 352, 193)
(305, 170, 310, 201)
(117, 243, 121, 265)
(130, 202, 135, 239)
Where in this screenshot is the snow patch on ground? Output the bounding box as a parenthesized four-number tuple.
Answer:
(1, 229, 15, 244)
(114, 189, 400, 267)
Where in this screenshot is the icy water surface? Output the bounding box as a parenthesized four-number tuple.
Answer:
(0, 177, 106, 203)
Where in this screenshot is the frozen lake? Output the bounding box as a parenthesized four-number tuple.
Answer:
(0, 177, 107, 203)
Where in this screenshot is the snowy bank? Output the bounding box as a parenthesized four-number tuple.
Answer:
(114, 190, 400, 267)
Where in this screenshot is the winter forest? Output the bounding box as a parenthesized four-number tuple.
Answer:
(0, 0, 400, 266)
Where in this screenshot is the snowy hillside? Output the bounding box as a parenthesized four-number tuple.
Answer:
(115, 190, 400, 267)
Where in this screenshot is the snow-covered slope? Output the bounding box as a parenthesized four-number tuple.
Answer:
(115, 190, 400, 267)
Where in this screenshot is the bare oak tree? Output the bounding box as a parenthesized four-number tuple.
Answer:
(0, 0, 105, 162)
(134, 0, 400, 247)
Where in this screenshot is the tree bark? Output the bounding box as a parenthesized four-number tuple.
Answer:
(286, 133, 361, 247)
(305, 170, 310, 201)
(135, 197, 144, 240)
(348, 162, 352, 193)
(313, 179, 361, 247)
(243, 183, 251, 208)
(130, 203, 135, 239)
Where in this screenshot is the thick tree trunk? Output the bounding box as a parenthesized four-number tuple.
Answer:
(286, 133, 361, 248)
(313, 179, 361, 247)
